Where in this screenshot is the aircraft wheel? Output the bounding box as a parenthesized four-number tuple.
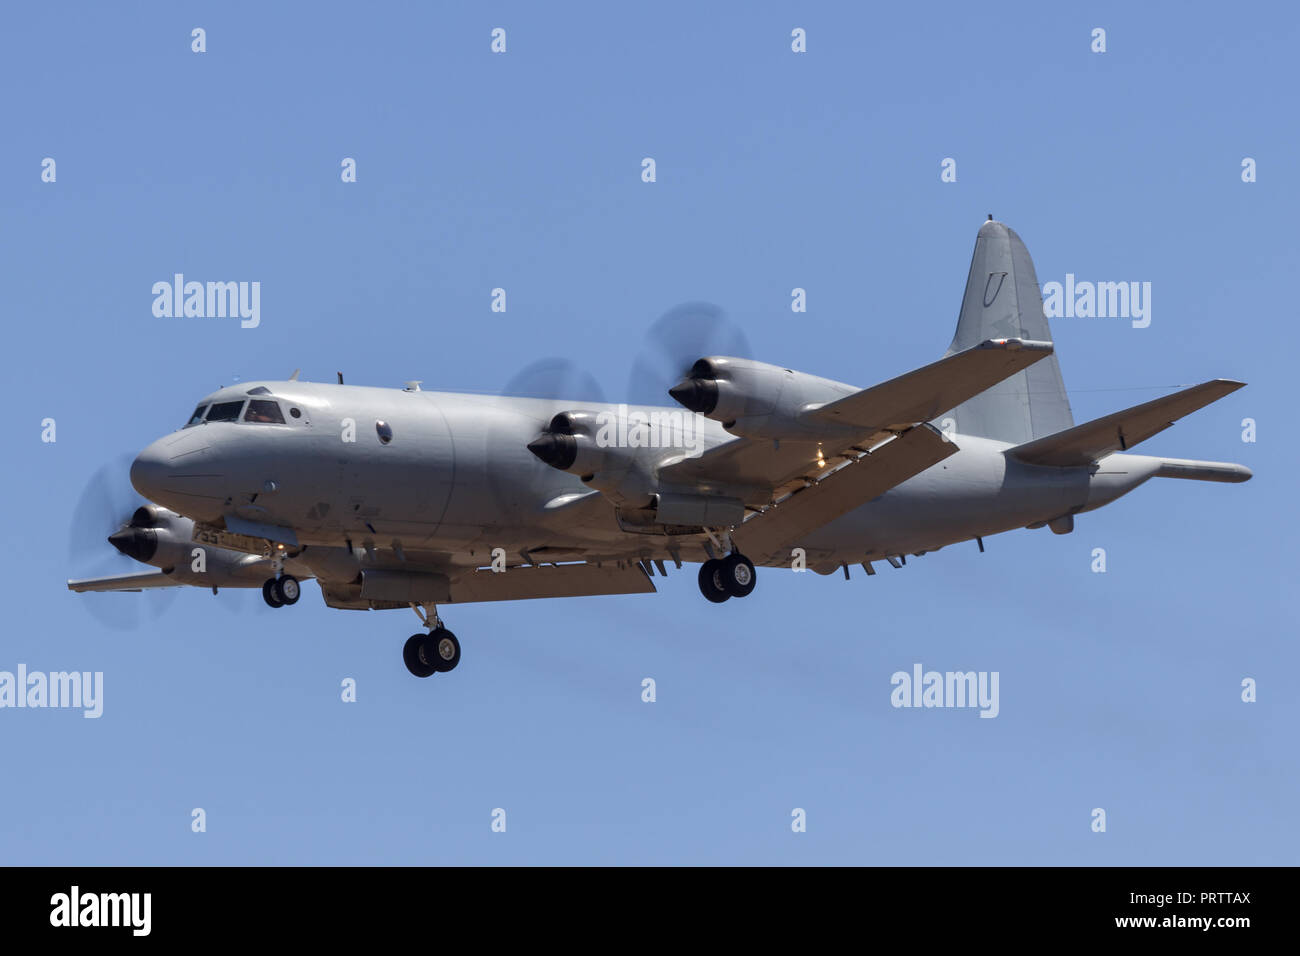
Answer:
(274, 575, 301, 606)
(425, 628, 461, 673)
(403, 634, 437, 678)
(262, 579, 284, 608)
(698, 559, 731, 603)
(721, 553, 757, 598)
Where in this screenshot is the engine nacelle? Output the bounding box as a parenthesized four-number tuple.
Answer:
(108, 505, 278, 588)
(526, 411, 625, 477)
(525, 410, 662, 508)
(669, 356, 859, 440)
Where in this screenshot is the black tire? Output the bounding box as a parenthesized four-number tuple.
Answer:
(698, 559, 731, 603)
(721, 553, 756, 598)
(274, 575, 301, 606)
(426, 628, 461, 672)
(403, 633, 437, 678)
(262, 579, 284, 608)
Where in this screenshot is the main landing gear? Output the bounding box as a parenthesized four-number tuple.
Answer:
(403, 604, 461, 678)
(698, 552, 757, 603)
(262, 574, 301, 608)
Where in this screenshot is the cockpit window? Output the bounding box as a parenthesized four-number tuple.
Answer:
(244, 399, 285, 424)
(186, 405, 208, 427)
(206, 400, 245, 423)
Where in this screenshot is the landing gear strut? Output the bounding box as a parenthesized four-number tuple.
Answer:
(262, 575, 300, 608)
(404, 604, 461, 678)
(698, 551, 757, 602)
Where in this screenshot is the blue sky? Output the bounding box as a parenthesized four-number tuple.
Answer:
(1, 1, 1295, 864)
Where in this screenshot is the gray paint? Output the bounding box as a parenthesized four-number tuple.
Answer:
(74, 220, 1251, 607)
(940, 221, 1075, 445)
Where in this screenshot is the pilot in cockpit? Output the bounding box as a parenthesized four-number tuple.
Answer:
(243, 399, 285, 424)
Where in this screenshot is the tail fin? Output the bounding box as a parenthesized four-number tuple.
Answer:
(939, 220, 1073, 444)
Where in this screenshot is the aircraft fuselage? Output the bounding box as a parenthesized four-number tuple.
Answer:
(130, 380, 1155, 577)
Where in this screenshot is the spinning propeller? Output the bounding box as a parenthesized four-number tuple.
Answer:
(518, 301, 753, 463)
(66, 454, 179, 629)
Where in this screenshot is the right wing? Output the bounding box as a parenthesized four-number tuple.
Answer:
(67, 570, 184, 593)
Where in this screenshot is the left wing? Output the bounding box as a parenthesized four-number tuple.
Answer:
(732, 423, 954, 564)
(660, 338, 1053, 502)
(804, 338, 1055, 433)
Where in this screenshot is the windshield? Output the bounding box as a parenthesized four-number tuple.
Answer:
(244, 399, 285, 424)
(183, 397, 294, 426)
(206, 400, 245, 423)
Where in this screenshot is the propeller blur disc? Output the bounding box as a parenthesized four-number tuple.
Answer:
(67, 454, 178, 630)
(626, 302, 752, 407)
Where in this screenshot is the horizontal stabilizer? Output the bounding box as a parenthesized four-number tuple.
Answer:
(808, 338, 1055, 432)
(1010, 379, 1245, 467)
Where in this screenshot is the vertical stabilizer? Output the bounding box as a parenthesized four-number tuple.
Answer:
(939, 220, 1073, 444)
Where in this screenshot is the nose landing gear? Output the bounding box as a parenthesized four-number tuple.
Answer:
(404, 603, 461, 678)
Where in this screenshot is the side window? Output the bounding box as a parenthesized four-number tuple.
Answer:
(206, 400, 245, 423)
(244, 399, 285, 424)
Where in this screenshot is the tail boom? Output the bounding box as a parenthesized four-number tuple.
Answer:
(1153, 457, 1253, 483)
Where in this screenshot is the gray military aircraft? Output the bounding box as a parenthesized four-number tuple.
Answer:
(68, 220, 1251, 679)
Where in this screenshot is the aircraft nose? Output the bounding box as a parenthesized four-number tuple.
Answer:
(130, 430, 217, 505)
(129, 440, 171, 502)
